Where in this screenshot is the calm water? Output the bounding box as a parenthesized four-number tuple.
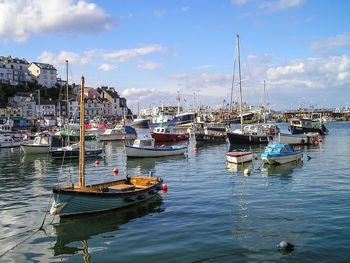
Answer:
(1, 122, 350, 262)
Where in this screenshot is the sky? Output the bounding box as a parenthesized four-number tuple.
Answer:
(1, 0, 350, 112)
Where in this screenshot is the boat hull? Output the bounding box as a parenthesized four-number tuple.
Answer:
(50, 177, 163, 217)
(150, 132, 189, 142)
(262, 152, 303, 164)
(20, 144, 50, 154)
(227, 132, 273, 144)
(128, 119, 149, 129)
(226, 151, 253, 164)
(99, 134, 137, 141)
(50, 149, 103, 158)
(125, 145, 186, 157)
(278, 133, 318, 145)
(195, 133, 226, 142)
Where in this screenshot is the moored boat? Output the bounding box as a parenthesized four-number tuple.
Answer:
(277, 132, 319, 145)
(50, 76, 164, 217)
(226, 150, 253, 164)
(0, 135, 21, 148)
(125, 137, 187, 158)
(150, 126, 189, 142)
(261, 144, 303, 165)
(20, 134, 51, 154)
(49, 144, 103, 159)
(99, 125, 137, 141)
(127, 118, 149, 129)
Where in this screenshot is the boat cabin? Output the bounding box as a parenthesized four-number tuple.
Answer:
(132, 137, 155, 148)
(154, 127, 171, 134)
(290, 118, 312, 129)
(264, 144, 294, 154)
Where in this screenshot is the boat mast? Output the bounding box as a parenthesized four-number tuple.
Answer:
(237, 34, 243, 132)
(263, 80, 266, 124)
(66, 60, 69, 122)
(79, 76, 85, 187)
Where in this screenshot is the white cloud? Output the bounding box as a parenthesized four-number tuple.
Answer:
(267, 62, 305, 79)
(37, 51, 89, 67)
(137, 61, 163, 70)
(102, 45, 166, 62)
(0, 0, 113, 43)
(259, 0, 306, 13)
(181, 6, 189, 12)
(98, 64, 118, 71)
(153, 9, 167, 17)
(231, 0, 249, 6)
(309, 33, 350, 56)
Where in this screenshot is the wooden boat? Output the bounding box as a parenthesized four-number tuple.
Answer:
(261, 144, 303, 165)
(125, 137, 187, 158)
(0, 135, 21, 148)
(226, 150, 253, 164)
(20, 134, 51, 154)
(150, 126, 189, 142)
(50, 77, 164, 217)
(99, 125, 137, 141)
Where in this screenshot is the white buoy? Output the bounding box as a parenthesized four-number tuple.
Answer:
(244, 168, 251, 176)
(277, 241, 294, 252)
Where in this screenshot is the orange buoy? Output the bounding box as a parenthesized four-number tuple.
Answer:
(194, 147, 198, 153)
(113, 168, 119, 175)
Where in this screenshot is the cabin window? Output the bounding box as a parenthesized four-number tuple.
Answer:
(133, 140, 140, 146)
(143, 140, 152, 146)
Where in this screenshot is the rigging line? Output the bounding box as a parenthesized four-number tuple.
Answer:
(0, 192, 54, 259)
(229, 53, 237, 114)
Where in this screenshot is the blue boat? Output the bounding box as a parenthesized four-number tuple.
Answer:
(261, 144, 303, 165)
(50, 77, 164, 217)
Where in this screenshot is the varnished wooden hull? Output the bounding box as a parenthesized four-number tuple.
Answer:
(50, 176, 163, 217)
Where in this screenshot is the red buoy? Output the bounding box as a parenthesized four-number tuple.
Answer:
(95, 161, 100, 165)
(161, 189, 168, 194)
(162, 184, 168, 190)
(319, 138, 323, 142)
(315, 137, 318, 142)
(162, 144, 165, 147)
(194, 147, 198, 153)
(113, 168, 119, 175)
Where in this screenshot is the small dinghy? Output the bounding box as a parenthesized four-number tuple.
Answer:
(261, 144, 303, 165)
(226, 150, 253, 164)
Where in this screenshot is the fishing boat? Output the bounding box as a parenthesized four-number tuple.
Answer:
(150, 126, 189, 142)
(127, 118, 149, 129)
(99, 125, 137, 141)
(50, 76, 164, 217)
(125, 137, 187, 158)
(20, 134, 51, 154)
(0, 135, 21, 148)
(289, 118, 328, 135)
(226, 150, 253, 164)
(261, 144, 303, 165)
(194, 123, 227, 142)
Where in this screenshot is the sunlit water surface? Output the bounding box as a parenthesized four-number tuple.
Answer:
(0, 122, 350, 262)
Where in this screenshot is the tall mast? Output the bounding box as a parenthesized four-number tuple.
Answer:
(66, 60, 69, 121)
(79, 76, 85, 188)
(237, 34, 243, 132)
(263, 80, 266, 124)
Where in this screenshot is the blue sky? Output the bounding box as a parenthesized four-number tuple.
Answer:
(1, 0, 350, 111)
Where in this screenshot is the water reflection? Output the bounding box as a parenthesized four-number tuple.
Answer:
(226, 161, 253, 173)
(52, 195, 164, 259)
(262, 160, 303, 177)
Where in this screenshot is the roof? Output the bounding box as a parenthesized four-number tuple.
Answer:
(30, 62, 56, 71)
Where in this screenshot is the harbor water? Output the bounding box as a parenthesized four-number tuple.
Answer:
(0, 122, 350, 262)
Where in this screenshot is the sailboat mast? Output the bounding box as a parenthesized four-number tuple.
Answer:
(237, 34, 243, 132)
(66, 60, 69, 121)
(79, 76, 85, 187)
(263, 80, 266, 124)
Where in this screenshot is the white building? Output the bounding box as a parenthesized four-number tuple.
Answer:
(28, 62, 57, 88)
(8, 92, 37, 121)
(0, 56, 32, 85)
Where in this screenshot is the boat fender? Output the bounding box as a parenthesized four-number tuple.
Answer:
(244, 169, 251, 176)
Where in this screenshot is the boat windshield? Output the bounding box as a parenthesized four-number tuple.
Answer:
(265, 147, 280, 153)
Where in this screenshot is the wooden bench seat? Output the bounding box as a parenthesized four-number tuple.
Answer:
(108, 184, 135, 191)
